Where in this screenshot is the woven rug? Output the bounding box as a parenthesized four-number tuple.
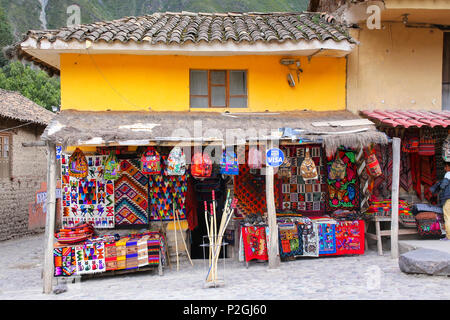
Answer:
(297, 218, 319, 257)
(241, 226, 269, 262)
(233, 163, 267, 215)
(325, 148, 360, 212)
(114, 159, 149, 226)
(54, 247, 76, 277)
(75, 242, 106, 275)
(61, 154, 115, 228)
(148, 174, 188, 221)
(323, 220, 365, 256)
(275, 145, 326, 215)
(318, 223, 337, 255)
(278, 222, 303, 258)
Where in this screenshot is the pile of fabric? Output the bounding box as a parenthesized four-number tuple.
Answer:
(366, 197, 415, 227)
(54, 223, 95, 245)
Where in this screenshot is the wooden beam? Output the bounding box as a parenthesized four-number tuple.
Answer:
(265, 140, 280, 269)
(391, 137, 401, 259)
(43, 142, 57, 294)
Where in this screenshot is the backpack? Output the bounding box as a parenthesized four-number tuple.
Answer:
(166, 147, 186, 175)
(104, 151, 121, 180)
(248, 146, 263, 169)
(191, 151, 212, 178)
(220, 149, 239, 175)
(141, 147, 161, 175)
(365, 148, 382, 178)
(300, 148, 318, 180)
(68, 148, 89, 178)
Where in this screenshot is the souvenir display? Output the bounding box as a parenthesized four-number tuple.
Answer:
(276, 145, 326, 215)
(241, 226, 269, 262)
(234, 162, 266, 215)
(54, 246, 77, 277)
(104, 151, 121, 180)
(166, 147, 186, 175)
(68, 148, 89, 178)
(300, 148, 318, 180)
(141, 147, 161, 175)
(278, 222, 303, 259)
(317, 223, 337, 255)
(61, 153, 115, 228)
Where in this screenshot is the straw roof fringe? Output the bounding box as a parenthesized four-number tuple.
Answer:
(42, 110, 388, 154)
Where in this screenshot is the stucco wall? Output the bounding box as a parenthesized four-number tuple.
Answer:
(60, 54, 347, 113)
(0, 118, 48, 241)
(347, 22, 444, 113)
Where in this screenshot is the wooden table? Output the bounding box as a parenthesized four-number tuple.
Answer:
(365, 216, 418, 256)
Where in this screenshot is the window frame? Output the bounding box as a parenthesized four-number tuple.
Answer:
(189, 69, 248, 108)
(0, 132, 11, 179)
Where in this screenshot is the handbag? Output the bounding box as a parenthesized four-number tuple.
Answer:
(300, 148, 318, 180)
(365, 148, 382, 177)
(329, 152, 346, 180)
(104, 151, 121, 180)
(140, 147, 161, 175)
(68, 148, 89, 178)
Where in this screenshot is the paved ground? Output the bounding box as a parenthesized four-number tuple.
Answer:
(0, 234, 449, 300)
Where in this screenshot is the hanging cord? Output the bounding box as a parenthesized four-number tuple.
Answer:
(0, 121, 33, 133)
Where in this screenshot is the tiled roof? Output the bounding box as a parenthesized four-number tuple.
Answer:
(24, 11, 355, 45)
(360, 110, 450, 128)
(0, 89, 54, 125)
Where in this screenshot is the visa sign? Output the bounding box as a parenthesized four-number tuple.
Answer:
(266, 148, 284, 167)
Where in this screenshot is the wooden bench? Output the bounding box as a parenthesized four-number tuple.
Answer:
(365, 216, 418, 256)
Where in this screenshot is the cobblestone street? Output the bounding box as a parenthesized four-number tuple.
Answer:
(0, 234, 449, 300)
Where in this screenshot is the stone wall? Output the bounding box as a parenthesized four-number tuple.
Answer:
(0, 118, 48, 241)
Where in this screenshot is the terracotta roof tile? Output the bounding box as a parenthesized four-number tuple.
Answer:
(23, 12, 355, 46)
(360, 110, 450, 128)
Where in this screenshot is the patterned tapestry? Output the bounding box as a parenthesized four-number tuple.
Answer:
(299, 219, 320, 257)
(148, 174, 188, 221)
(54, 247, 76, 277)
(75, 242, 106, 275)
(318, 223, 337, 255)
(241, 226, 269, 262)
(234, 163, 267, 215)
(61, 154, 115, 228)
(332, 220, 365, 255)
(114, 159, 149, 226)
(325, 148, 360, 212)
(276, 145, 327, 215)
(278, 222, 303, 258)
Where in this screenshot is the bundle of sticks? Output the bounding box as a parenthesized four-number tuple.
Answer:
(204, 189, 237, 286)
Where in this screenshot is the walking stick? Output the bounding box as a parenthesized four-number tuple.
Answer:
(175, 203, 194, 266)
(204, 201, 212, 269)
(173, 202, 179, 271)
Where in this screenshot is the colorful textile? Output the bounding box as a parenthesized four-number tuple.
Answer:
(234, 162, 267, 215)
(278, 222, 303, 258)
(75, 242, 106, 275)
(241, 226, 269, 262)
(137, 236, 149, 267)
(324, 221, 365, 255)
(400, 152, 412, 192)
(410, 152, 422, 200)
(298, 218, 319, 257)
(276, 145, 326, 215)
(54, 247, 77, 277)
(148, 173, 188, 221)
(373, 143, 392, 198)
(326, 148, 360, 212)
(61, 154, 115, 228)
(105, 242, 117, 271)
(114, 159, 149, 226)
(318, 223, 337, 255)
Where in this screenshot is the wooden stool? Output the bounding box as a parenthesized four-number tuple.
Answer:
(365, 216, 418, 256)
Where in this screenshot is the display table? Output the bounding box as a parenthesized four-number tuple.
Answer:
(365, 216, 418, 256)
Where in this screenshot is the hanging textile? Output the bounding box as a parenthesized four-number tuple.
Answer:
(298, 218, 320, 257)
(278, 222, 303, 258)
(61, 154, 115, 228)
(421, 155, 437, 204)
(241, 226, 269, 262)
(410, 152, 422, 200)
(185, 176, 198, 231)
(275, 145, 326, 215)
(114, 159, 149, 226)
(318, 223, 337, 255)
(400, 152, 413, 192)
(323, 220, 365, 256)
(234, 162, 267, 215)
(75, 242, 106, 275)
(54, 247, 77, 277)
(325, 148, 360, 212)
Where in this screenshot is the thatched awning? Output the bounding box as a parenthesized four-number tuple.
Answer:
(42, 109, 388, 155)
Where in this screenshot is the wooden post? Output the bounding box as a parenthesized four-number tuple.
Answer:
(266, 140, 280, 269)
(391, 137, 401, 259)
(43, 142, 57, 294)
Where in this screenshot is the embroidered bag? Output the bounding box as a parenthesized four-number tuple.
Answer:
(329, 152, 346, 180)
(68, 148, 89, 178)
(220, 149, 239, 175)
(418, 134, 436, 156)
(166, 147, 186, 175)
(365, 148, 382, 178)
(140, 147, 161, 175)
(415, 212, 442, 239)
(300, 148, 318, 180)
(443, 135, 450, 162)
(402, 136, 419, 153)
(104, 151, 121, 180)
(248, 146, 263, 169)
(278, 156, 292, 178)
(191, 151, 212, 178)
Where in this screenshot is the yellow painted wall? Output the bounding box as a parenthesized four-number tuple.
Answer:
(347, 23, 443, 113)
(60, 54, 346, 112)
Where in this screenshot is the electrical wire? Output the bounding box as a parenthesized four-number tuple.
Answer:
(0, 121, 33, 133)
